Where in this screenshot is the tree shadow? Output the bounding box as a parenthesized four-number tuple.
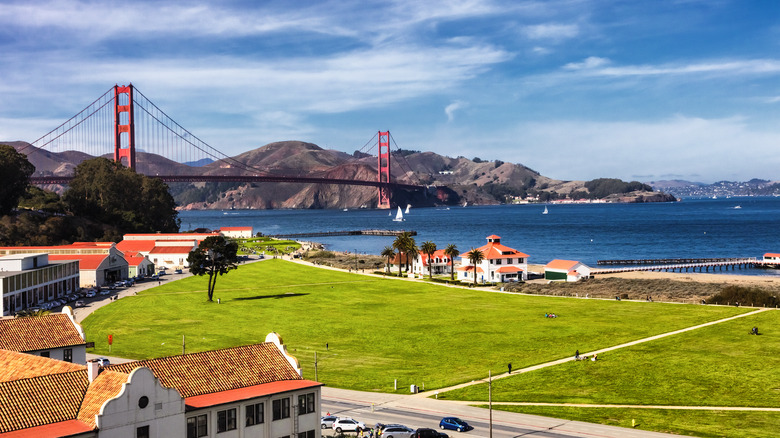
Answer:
(234, 293, 309, 301)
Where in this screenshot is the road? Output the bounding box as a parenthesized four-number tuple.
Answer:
(321, 388, 688, 438)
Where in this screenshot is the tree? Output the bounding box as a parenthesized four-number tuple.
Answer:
(381, 246, 395, 274)
(406, 243, 419, 278)
(0, 144, 35, 215)
(420, 241, 437, 279)
(444, 244, 460, 281)
(187, 235, 239, 301)
(392, 232, 413, 276)
(466, 248, 485, 286)
(63, 158, 179, 236)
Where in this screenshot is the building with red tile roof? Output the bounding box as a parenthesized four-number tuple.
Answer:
(544, 259, 591, 282)
(220, 226, 254, 238)
(0, 308, 87, 364)
(0, 333, 322, 438)
(412, 249, 453, 277)
(0, 253, 80, 317)
(457, 235, 530, 283)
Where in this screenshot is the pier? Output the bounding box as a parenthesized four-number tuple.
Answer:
(592, 258, 760, 275)
(597, 257, 747, 265)
(270, 229, 416, 239)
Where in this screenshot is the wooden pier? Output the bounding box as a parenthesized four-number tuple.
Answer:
(597, 257, 745, 265)
(592, 258, 760, 275)
(270, 229, 416, 239)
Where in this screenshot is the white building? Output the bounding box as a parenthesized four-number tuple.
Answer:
(0, 307, 87, 363)
(0, 253, 80, 316)
(544, 259, 591, 282)
(0, 332, 322, 438)
(220, 226, 254, 239)
(457, 235, 529, 283)
(412, 249, 453, 277)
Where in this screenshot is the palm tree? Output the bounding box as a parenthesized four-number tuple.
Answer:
(444, 243, 460, 281)
(466, 248, 485, 286)
(392, 232, 413, 276)
(406, 243, 419, 277)
(420, 241, 437, 279)
(381, 246, 395, 274)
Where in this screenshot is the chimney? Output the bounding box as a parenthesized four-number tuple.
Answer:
(88, 360, 101, 382)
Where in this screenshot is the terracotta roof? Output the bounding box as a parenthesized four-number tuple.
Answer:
(47, 254, 110, 271)
(474, 241, 529, 260)
(116, 240, 156, 254)
(545, 259, 581, 271)
(486, 234, 501, 240)
(764, 253, 780, 258)
(0, 314, 85, 353)
(0, 349, 85, 383)
(456, 266, 484, 273)
(495, 266, 523, 273)
(0, 369, 89, 433)
(76, 370, 130, 428)
(186, 379, 321, 409)
(0, 419, 93, 438)
(107, 343, 301, 398)
(149, 246, 195, 254)
(420, 249, 449, 266)
(390, 253, 410, 265)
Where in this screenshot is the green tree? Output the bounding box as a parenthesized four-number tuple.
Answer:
(0, 144, 35, 215)
(381, 246, 395, 274)
(63, 158, 179, 236)
(444, 243, 460, 281)
(392, 231, 414, 276)
(420, 241, 437, 279)
(187, 235, 239, 302)
(466, 248, 485, 286)
(406, 243, 419, 278)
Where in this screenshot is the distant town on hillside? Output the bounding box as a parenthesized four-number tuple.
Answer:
(648, 179, 780, 198)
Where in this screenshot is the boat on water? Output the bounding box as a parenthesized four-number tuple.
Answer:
(733, 205, 742, 209)
(343, 208, 349, 212)
(392, 206, 404, 222)
(463, 201, 468, 207)
(542, 206, 549, 215)
(405, 204, 411, 214)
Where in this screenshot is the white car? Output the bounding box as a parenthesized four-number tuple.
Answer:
(381, 425, 416, 438)
(333, 418, 366, 433)
(86, 290, 97, 298)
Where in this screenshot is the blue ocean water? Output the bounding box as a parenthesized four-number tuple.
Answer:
(179, 197, 780, 276)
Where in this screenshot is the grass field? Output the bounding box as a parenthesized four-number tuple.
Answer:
(483, 405, 780, 438)
(82, 259, 748, 394)
(235, 237, 300, 255)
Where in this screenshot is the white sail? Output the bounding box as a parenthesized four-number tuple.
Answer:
(393, 206, 404, 222)
(405, 204, 411, 214)
(543, 206, 548, 214)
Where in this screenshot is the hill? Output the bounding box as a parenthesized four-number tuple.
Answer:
(7, 141, 674, 209)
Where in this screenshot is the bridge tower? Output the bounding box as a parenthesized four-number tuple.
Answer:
(377, 131, 391, 209)
(114, 84, 136, 169)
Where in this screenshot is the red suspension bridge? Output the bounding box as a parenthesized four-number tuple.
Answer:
(22, 84, 426, 209)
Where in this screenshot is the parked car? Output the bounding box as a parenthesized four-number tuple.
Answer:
(93, 357, 111, 366)
(174, 269, 183, 274)
(85, 290, 97, 298)
(321, 415, 338, 429)
(439, 418, 471, 433)
(333, 418, 366, 433)
(381, 425, 415, 438)
(100, 289, 111, 296)
(75, 300, 86, 308)
(412, 429, 448, 438)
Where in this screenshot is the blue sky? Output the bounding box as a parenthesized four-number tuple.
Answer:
(2, 0, 780, 183)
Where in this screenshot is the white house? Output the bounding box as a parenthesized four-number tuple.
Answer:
(0, 332, 322, 438)
(457, 235, 529, 283)
(412, 249, 453, 277)
(0, 307, 87, 364)
(220, 226, 254, 239)
(0, 253, 80, 316)
(544, 259, 591, 282)
(147, 240, 198, 271)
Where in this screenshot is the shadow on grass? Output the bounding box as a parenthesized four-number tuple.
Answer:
(234, 293, 309, 301)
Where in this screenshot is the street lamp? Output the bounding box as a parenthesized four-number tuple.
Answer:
(355, 249, 358, 272)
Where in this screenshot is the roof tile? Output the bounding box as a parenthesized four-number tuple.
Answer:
(0, 314, 85, 353)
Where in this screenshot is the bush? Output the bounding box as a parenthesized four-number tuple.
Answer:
(706, 285, 779, 307)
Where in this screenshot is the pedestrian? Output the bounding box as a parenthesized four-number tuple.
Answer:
(326, 343, 329, 350)
(575, 350, 580, 360)
(508, 363, 512, 374)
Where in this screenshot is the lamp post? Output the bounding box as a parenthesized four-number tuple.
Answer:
(354, 249, 358, 272)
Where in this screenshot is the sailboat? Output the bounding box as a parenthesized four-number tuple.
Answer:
(392, 206, 404, 222)
(542, 205, 549, 215)
(463, 201, 468, 207)
(405, 204, 411, 214)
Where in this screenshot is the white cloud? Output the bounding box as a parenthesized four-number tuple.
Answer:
(523, 23, 579, 41)
(563, 56, 611, 70)
(444, 101, 467, 122)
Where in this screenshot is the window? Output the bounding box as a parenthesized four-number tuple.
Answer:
(137, 425, 150, 438)
(246, 402, 264, 427)
(298, 393, 315, 415)
(217, 408, 237, 432)
(187, 414, 208, 438)
(64, 348, 73, 363)
(40, 351, 50, 358)
(298, 431, 315, 438)
(272, 398, 290, 420)
(495, 259, 502, 265)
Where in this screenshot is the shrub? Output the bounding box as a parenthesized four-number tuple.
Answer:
(706, 285, 779, 307)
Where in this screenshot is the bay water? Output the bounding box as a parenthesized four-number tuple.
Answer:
(179, 197, 780, 276)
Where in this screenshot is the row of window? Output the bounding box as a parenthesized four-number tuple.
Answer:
(40, 348, 73, 362)
(187, 393, 316, 438)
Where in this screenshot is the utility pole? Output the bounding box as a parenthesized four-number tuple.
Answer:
(355, 249, 358, 272)
(314, 351, 318, 382)
(489, 370, 493, 438)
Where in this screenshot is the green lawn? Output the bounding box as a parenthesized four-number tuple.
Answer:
(236, 237, 300, 255)
(485, 405, 780, 438)
(441, 309, 780, 407)
(82, 259, 748, 393)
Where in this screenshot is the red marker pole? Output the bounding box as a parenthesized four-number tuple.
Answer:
(108, 334, 113, 353)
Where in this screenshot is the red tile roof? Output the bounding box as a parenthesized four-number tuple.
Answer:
(545, 259, 580, 271)
(0, 314, 85, 353)
(0, 350, 85, 383)
(47, 254, 110, 270)
(764, 253, 780, 258)
(76, 370, 129, 428)
(107, 343, 302, 398)
(149, 246, 195, 254)
(456, 266, 484, 273)
(474, 240, 529, 260)
(495, 266, 523, 273)
(420, 249, 449, 266)
(0, 419, 93, 438)
(116, 240, 156, 254)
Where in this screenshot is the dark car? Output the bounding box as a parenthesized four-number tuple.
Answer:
(439, 418, 471, 432)
(412, 428, 448, 438)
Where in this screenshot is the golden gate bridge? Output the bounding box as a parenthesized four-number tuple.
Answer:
(21, 84, 428, 209)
